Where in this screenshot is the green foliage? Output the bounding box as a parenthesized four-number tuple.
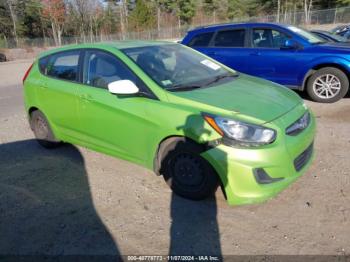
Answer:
(21, 0, 45, 38)
(177, 0, 196, 24)
(337, 0, 350, 5)
(0, 1, 12, 37)
(128, 0, 156, 30)
(0, 0, 349, 43)
(227, 0, 249, 19)
(202, 0, 220, 15)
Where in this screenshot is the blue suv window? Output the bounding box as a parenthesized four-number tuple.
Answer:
(253, 29, 290, 48)
(188, 32, 214, 47)
(213, 29, 245, 47)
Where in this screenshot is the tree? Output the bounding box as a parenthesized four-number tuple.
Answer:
(6, 0, 19, 46)
(128, 0, 156, 32)
(203, 0, 221, 22)
(337, 0, 350, 5)
(176, 0, 195, 26)
(304, 0, 313, 23)
(227, 0, 249, 20)
(0, 1, 13, 44)
(42, 0, 66, 46)
(21, 0, 45, 39)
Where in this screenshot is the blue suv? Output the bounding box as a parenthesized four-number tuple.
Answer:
(182, 23, 350, 103)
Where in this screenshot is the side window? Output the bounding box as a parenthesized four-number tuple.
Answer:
(188, 32, 214, 47)
(253, 29, 290, 48)
(47, 51, 80, 81)
(213, 29, 245, 47)
(83, 50, 138, 89)
(39, 56, 50, 75)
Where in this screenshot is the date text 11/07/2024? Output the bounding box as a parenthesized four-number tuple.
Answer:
(127, 256, 220, 261)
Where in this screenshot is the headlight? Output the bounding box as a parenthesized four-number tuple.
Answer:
(286, 111, 310, 136)
(203, 114, 276, 147)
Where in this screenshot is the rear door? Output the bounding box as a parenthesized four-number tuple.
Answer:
(37, 50, 82, 138)
(186, 31, 215, 55)
(205, 28, 249, 72)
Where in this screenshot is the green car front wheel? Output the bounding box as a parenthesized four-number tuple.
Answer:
(160, 138, 219, 200)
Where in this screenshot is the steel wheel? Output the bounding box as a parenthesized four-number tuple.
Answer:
(30, 110, 61, 148)
(160, 137, 219, 200)
(172, 153, 205, 188)
(34, 115, 49, 140)
(312, 74, 341, 99)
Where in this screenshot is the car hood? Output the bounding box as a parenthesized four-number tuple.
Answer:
(317, 42, 350, 52)
(170, 74, 302, 123)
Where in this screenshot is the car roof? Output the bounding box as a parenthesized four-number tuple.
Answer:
(189, 22, 291, 32)
(38, 40, 174, 58)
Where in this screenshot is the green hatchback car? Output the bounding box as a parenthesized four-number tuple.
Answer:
(23, 41, 316, 205)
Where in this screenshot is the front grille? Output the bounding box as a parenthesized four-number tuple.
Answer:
(294, 143, 313, 172)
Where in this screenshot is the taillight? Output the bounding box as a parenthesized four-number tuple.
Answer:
(22, 63, 34, 84)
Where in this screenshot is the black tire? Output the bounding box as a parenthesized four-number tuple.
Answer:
(30, 110, 61, 148)
(306, 67, 349, 103)
(158, 137, 219, 200)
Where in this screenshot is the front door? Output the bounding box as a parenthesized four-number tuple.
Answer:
(76, 49, 153, 164)
(245, 27, 299, 86)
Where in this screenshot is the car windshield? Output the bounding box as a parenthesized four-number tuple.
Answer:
(121, 44, 237, 91)
(325, 32, 348, 42)
(288, 26, 326, 44)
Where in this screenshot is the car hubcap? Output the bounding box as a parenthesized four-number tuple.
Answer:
(35, 116, 48, 139)
(313, 74, 341, 99)
(172, 153, 204, 187)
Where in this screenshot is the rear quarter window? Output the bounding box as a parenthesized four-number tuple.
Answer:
(188, 32, 214, 47)
(39, 56, 49, 74)
(46, 51, 80, 82)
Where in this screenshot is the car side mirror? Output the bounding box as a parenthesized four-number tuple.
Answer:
(108, 80, 139, 95)
(282, 39, 299, 50)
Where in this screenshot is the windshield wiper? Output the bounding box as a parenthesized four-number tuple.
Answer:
(312, 41, 326, 45)
(204, 73, 238, 87)
(166, 84, 202, 92)
(166, 73, 238, 92)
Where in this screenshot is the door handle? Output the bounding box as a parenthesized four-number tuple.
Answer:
(38, 81, 48, 89)
(250, 51, 261, 56)
(80, 94, 93, 101)
(206, 51, 217, 56)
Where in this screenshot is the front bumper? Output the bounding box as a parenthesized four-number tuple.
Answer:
(201, 104, 316, 206)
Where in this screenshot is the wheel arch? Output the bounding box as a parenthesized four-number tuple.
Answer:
(153, 135, 227, 200)
(302, 63, 350, 91)
(28, 106, 39, 115)
(153, 135, 209, 176)
(27, 107, 61, 141)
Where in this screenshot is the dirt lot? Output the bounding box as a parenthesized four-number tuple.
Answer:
(0, 60, 349, 257)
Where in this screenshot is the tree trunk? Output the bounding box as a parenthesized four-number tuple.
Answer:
(6, 0, 18, 47)
(157, 7, 160, 37)
(277, 0, 280, 23)
(90, 16, 93, 43)
(119, 3, 125, 40)
(57, 28, 62, 46)
(51, 22, 58, 46)
(304, 0, 313, 24)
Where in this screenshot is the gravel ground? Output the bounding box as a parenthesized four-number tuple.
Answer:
(0, 60, 349, 257)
